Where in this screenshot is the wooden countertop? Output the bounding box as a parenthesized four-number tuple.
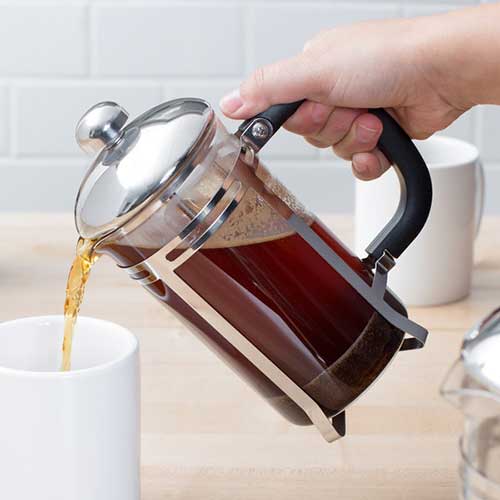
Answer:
(1, 213, 499, 500)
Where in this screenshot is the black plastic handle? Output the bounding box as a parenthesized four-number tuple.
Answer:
(241, 101, 432, 263)
(238, 101, 304, 150)
(252, 101, 303, 133)
(366, 108, 432, 262)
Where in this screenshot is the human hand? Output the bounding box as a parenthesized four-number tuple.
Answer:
(220, 15, 475, 180)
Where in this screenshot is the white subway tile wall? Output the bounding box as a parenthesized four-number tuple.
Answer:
(0, 0, 496, 213)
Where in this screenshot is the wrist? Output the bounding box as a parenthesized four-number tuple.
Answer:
(409, 12, 472, 110)
(412, 4, 500, 108)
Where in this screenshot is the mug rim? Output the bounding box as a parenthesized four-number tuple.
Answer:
(414, 135, 479, 169)
(0, 315, 138, 379)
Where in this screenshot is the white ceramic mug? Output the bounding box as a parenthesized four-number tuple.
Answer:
(355, 135, 484, 306)
(0, 315, 140, 500)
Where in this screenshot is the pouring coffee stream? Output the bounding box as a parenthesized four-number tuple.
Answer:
(61, 238, 98, 371)
(67, 97, 432, 441)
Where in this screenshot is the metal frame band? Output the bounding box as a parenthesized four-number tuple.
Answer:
(287, 214, 428, 350)
(123, 178, 345, 443)
(120, 157, 428, 442)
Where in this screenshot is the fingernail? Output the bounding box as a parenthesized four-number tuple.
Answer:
(219, 88, 243, 114)
(352, 156, 368, 176)
(357, 124, 379, 143)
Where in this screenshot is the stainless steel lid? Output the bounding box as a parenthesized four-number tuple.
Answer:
(74, 98, 216, 239)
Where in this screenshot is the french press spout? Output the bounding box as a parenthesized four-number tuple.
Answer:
(74, 98, 432, 442)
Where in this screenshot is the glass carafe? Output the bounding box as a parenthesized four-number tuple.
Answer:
(74, 98, 432, 441)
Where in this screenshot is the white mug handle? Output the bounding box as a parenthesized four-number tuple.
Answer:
(475, 159, 485, 239)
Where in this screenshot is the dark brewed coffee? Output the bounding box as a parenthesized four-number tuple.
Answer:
(100, 218, 404, 424)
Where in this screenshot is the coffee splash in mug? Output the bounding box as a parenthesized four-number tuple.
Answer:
(61, 238, 99, 371)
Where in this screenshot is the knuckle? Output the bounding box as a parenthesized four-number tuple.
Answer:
(305, 136, 329, 149)
(303, 28, 332, 53)
(251, 66, 266, 90)
(240, 66, 267, 102)
(410, 128, 432, 140)
(313, 28, 332, 43)
(405, 114, 443, 140)
(362, 135, 380, 150)
(332, 143, 351, 160)
(302, 39, 312, 52)
(377, 152, 391, 170)
(329, 116, 351, 135)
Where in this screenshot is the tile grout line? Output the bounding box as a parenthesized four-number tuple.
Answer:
(0, 0, 492, 213)
(8, 84, 17, 159)
(4, 83, 11, 158)
(87, 2, 96, 78)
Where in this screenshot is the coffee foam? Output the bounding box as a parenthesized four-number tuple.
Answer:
(105, 157, 312, 251)
(195, 161, 311, 248)
(203, 188, 295, 248)
(111, 184, 310, 252)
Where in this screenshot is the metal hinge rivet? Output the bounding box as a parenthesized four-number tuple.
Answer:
(251, 121, 270, 140)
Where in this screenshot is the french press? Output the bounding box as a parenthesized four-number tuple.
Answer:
(74, 98, 432, 442)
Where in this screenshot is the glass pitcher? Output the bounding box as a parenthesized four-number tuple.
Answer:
(74, 98, 432, 442)
(442, 307, 500, 499)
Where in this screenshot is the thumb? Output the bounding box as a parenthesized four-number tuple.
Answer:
(220, 53, 328, 119)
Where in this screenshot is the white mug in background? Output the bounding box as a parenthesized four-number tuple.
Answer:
(355, 135, 484, 307)
(0, 316, 140, 500)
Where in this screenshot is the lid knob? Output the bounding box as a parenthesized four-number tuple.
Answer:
(75, 101, 129, 156)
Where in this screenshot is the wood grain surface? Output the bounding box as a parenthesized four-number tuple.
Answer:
(1, 213, 498, 500)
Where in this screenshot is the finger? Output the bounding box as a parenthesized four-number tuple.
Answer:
(282, 101, 333, 136)
(352, 150, 391, 181)
(219, 52, 327, 119)
(303, 107, 365, 147)
(305, 136, 331, 149)
(333, 113, 383, 160)
(302, 29, 330, 53)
